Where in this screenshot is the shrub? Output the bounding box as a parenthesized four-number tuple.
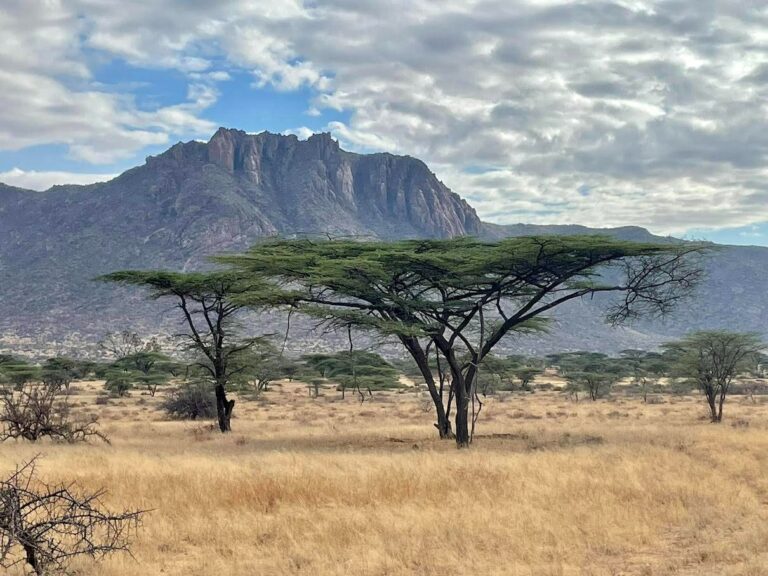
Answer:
(0, 384, 108, 443)
(162, 382, 216, 420)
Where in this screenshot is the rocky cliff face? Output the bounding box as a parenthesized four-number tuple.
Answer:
(143, 128, 481, 239)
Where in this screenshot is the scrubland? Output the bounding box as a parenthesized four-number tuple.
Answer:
(2, 379, 768, 576)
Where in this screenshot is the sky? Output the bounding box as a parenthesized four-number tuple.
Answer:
(2, 1, 768, 245)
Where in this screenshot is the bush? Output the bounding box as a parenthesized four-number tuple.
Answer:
(103, 368, 136, 397)
(0, 384, 108, 443)
(162, 382, 216, 420)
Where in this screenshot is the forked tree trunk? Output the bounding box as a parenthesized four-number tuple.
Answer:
(705, 390, 719, 423)
(716, 391, 726, 423)
(215, 383, 234, 433)
(435, 414, 454, 439)
(402, 337, 455, 440)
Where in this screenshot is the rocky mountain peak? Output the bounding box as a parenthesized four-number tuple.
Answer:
(138, 128, 483, 238)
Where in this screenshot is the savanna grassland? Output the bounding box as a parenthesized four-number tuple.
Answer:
(2, 378, 768, 576)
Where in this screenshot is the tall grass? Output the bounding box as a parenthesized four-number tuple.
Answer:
(2, 382, 767, 575)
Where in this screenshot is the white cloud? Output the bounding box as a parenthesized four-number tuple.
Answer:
(0, 0, 222, 164)
(4, 0, 768, 234)
(0, 168, 116, 191)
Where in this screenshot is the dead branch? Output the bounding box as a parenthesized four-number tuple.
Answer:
(0, 457, 145, 575)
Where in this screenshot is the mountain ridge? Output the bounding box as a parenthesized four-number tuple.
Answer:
(0, 128, 766, 358)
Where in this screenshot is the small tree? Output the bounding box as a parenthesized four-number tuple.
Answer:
(513, 366, 541, 391)
(115, 351, 176, 396)
(620, 350, 669, 402)
(98, 331, 158, 360)
(308, 378, 325, 398)
(476, 355, 540, 394)
(476, 355, 513, 395)
(303, 351, 400, 400)
(229, 339, 282, 394)
(41, 357, 81, 393)
(0, 356, 40, 390)
(665, 331, 763, 422)
(0, 458, 143, 575)
(103, 367, 136, 397)
(554, 352, 626, 401)
(100, 271, 281, 432)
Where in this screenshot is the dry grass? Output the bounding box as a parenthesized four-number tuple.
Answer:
(2, 380, 768, 575)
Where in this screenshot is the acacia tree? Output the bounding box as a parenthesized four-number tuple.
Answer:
(665, 331, 763, 422)
(223, 235, 707, 447)
(40, 357, 79, 392)
(303, 350, 400, 400)
(476, 355, 541, 394)
(115, 351, 177, 396)
(0, 356, 40, 390)
(100, 271, 277, 432)
(552, 352, 627, 401)
(98, 331, 158, 360)
(620, 350, 669, 402)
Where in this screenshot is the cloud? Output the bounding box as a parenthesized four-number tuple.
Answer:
(4, 1, 768, 234)
(0, 168, 117, 191)
(283, 1, 768, 234)
(0, 0, 221, 164)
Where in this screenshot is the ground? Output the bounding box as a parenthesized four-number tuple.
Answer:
(2, 378, 768, 576)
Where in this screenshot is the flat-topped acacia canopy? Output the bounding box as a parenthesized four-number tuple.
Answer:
(98, 270, 291, 433)
(221, 235, 708, 447)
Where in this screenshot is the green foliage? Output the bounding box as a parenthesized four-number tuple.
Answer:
(41, 357, 83, 392)
(0, 356, 40, 389)
(549, 352, 627, 401)
(224, 235, 706, 336)
(228, 339, 283, 393)
(99, 269, 289, 432)
(113, 351, 177, 396)
(663, 331, 764, 422)
(103, 367, 137, 397)
(303, 351, 401, 396)
(476, 354, 542, 394)
(222, 235, 707, 445)
(99, 270, 285, 308)
(619, 349, 671, 401)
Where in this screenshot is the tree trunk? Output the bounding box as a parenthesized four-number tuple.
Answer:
(215, 383, 234, 432)
(455, 395, 470, 448)
(452, 369, 471, 448)
(716, 391, 726, 423)
(435, 415, 453, 439)
(706, 391, 718, 423)
(23, 542, 42, 575)
(402, 337, 455, 439)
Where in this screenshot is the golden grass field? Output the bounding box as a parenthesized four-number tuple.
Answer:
(2, 378, 768, 576)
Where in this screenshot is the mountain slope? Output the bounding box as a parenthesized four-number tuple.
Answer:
(0, 128, 766, 357)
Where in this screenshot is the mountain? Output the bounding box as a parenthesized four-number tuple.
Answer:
(0, 128, 766, 357)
